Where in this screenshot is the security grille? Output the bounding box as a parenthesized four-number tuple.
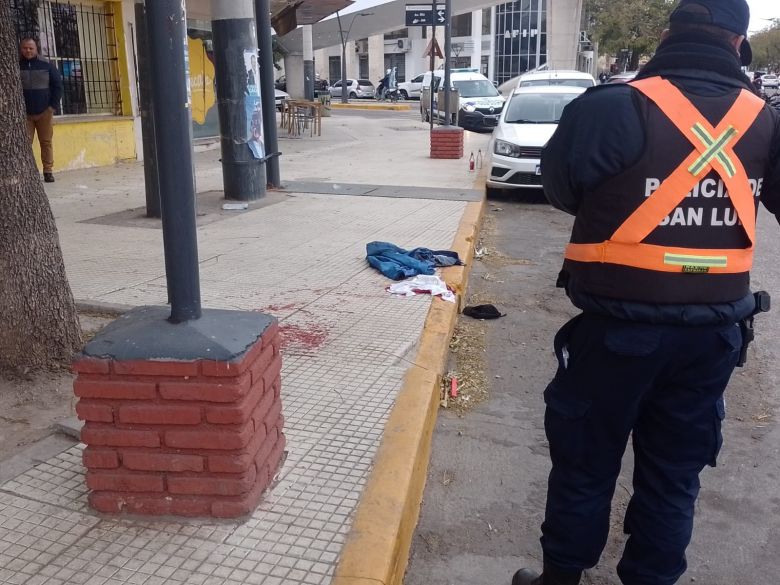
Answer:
(12, 0, 122, 115)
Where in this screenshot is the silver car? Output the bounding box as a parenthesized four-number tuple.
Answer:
(328, 79, 375, 99)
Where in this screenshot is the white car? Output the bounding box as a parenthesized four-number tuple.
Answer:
(762, 74, 779, 89)
(498, 69, 595, 96)
(329, 79, 375, 99)
(487, 86, 586, 191)
(398, 73, 424, 100)
(421, 69, 505, 131)
(275, 88, 289, 110)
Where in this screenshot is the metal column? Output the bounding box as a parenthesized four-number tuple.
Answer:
(255, 0, 281, 188)
(212, 0, 266, 201)
(146, 0, 202, 323)
(443, 0, 452, 126)
(303, 25, 315, 101)
(134, 1, 160, 218)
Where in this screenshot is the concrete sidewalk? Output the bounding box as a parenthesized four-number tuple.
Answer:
(0, 113, 489, 585)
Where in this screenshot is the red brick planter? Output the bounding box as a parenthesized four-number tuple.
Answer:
(74, 308, 285, 519)
(430, 126, 464, 159)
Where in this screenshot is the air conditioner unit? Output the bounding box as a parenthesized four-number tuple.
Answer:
(397, 39, 410, 52)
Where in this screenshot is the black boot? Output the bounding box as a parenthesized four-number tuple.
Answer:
(512, 568, 542, 585)
(511, 564, 582, 585)
(44, 172, 55, 183)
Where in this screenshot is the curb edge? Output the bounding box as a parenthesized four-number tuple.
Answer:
(332, 181, 486, 585)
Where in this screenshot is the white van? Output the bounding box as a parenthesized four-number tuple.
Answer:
(498, 70, 596, 96)
(420, 68, 505, 131)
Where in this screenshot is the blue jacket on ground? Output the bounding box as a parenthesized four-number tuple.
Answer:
(366, 242, 436, 280)
(366, 242, 462, 280)
(20, 57, 62, 115)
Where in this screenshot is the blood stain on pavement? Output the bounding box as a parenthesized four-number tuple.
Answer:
(279, 323, 330, 352)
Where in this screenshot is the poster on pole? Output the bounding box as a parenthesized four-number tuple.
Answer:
(244, 49, 265, 160)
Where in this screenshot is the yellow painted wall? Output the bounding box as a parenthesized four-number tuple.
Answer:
(31, 117, 136, 173)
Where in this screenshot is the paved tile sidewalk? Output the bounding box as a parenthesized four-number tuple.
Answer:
(0, 115, 488, 584)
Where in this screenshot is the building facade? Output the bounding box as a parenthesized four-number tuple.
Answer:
(313, 0, 584, 87)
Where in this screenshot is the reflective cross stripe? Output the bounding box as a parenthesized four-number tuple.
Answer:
(689, 124, 738, 177)
(663, 253, 728, 268)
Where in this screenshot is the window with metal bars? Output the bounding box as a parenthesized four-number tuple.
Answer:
(12, 0, 122, 116)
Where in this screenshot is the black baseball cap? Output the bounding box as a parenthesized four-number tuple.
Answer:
(670, 0, 752, 65)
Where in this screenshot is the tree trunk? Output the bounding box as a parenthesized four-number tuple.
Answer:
(0, 3, 82, 371)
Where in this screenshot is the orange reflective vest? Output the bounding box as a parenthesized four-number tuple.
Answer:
(564, 76, 765, 275)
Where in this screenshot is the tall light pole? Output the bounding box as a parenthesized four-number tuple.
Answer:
(335, 11, 373, 104)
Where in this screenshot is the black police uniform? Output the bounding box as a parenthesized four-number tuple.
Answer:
(533, 25, 780, 585)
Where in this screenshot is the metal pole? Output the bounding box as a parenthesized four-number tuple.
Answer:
(443, 0, 452, 127)
(303, 25, 315, 101)
(430, 17, 435, 130)
(212, 0, 266, 201)
(146, 0, 202, 323)
(134, 1, 160, 218)
(336, 11, 348, 104)
(255, 0, 280, 187)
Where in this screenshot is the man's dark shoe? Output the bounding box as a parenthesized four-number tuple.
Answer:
(511, 565, 582, 585)
(43, 173, 55, 183)
(512, 568, 542, 585)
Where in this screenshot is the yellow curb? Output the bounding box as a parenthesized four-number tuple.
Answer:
(333, 179, 486, 585)
(330, 103, 411, 111)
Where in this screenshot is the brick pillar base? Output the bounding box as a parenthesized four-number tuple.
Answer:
(430, 126, 464, 159)
(73, 306, 285, 519)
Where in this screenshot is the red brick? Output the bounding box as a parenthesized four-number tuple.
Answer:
(211, 479, 268, 518)
(266, 433, 286, 476)
(159, 372, 251, 403)
(74, 379, 157, 400)
(90, 492, 176, 515)
(205, 385, 265, 425)
(124, 495, 173, 515)
(167, 466, 257, 496)
(200, 360, 245, 378)
(122, 452, 204, 472)
(261, 356, 283, 393)
(86, 471, 164, 493)
(262, 399, 282, 436)
(272, 378, 281, 400)
(208, 424, 267, 473)
(76, 402, 114, 423)
(171, 496, 212, 517)
(112, 360, 200, 377)
(253, 426, 278, 469)
(164, 423, 253, 450)
(82, 448, 119, 469)
(118, 404, 202, 425)
(249, 345, 275, 388)
(72, 358, 110, 375)
(89, 492, 123, 513)
(251, 391, 275, 434)
(82, 426, 161, 448)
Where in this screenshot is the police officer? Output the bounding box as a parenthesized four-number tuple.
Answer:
(512, 0, 780, 584)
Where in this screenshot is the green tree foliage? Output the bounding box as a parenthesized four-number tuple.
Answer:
(750, 20, 780, 72)
(585, 0, 675, 69)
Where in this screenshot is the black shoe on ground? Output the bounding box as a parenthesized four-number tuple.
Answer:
(512, 568, 542, 585)
(511, 565, 582, 585)
(44, 173, 55, 183)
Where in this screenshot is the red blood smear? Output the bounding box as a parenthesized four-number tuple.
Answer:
(279, 323, 329, 351)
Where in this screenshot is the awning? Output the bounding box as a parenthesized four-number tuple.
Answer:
(271, 0, 354, 35)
